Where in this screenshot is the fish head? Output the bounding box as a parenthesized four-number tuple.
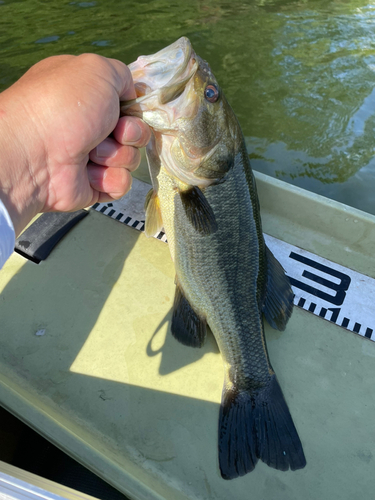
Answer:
(121, 37, 241, 187)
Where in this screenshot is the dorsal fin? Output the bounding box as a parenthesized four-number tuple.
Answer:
(262, 246, 294, 331)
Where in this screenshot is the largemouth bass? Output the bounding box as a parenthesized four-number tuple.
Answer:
(121, 37, 306, 479)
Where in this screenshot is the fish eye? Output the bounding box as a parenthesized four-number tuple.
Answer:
(204, 84, 219, 103)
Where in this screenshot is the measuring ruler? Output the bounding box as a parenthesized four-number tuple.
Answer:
(92, 178, 375, 342)
(264, 235, 374, 340)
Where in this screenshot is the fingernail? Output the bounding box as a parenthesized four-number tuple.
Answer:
(96, 140, 117, 158)
(124, 121, 142, 143)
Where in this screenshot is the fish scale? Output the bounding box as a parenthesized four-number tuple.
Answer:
(162, 145, 272, 388)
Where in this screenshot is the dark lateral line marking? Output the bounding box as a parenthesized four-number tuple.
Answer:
(365, 328, 373, 339)
(108, 209, 115, 217)
(100, 206, 107, 213)
(124, 216, 132, 224)
(116, 213, 124, 220)
(309, 303, 316, 313)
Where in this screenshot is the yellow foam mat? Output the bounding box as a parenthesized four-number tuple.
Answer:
(0, 170, 374, 500)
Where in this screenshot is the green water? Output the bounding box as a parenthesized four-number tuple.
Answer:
(2, 0, 375, 214)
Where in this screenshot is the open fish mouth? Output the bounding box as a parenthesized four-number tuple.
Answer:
(120, 37, 198, 114)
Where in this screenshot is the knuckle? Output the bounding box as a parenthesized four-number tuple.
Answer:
(77, 53, 105, 67)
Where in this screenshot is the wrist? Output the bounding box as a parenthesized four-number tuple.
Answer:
(0, 86, 46, 236)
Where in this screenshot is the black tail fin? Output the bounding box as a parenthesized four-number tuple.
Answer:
(218, 375, 306, 479)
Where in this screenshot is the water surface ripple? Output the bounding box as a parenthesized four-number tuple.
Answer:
(1, 0, 375, 213)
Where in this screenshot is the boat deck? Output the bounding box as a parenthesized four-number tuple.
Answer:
(0, 161, 374, 500)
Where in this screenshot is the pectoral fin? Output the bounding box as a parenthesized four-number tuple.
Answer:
(262, 246, 294, 331)
(171, 280, 207, 348)
(180, 186, 218, 235)
(144, 189, 163, 237)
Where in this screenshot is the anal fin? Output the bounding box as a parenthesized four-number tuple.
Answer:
(144, 189, 163, 237)
(171, 280, 207, 348)
(263, 246, 294, 331)
(180, 186, 218, 235)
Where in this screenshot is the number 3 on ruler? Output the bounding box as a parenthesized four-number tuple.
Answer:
(288, 252, 351, 306)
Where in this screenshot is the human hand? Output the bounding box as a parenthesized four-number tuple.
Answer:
(0, 54, 151, 236)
